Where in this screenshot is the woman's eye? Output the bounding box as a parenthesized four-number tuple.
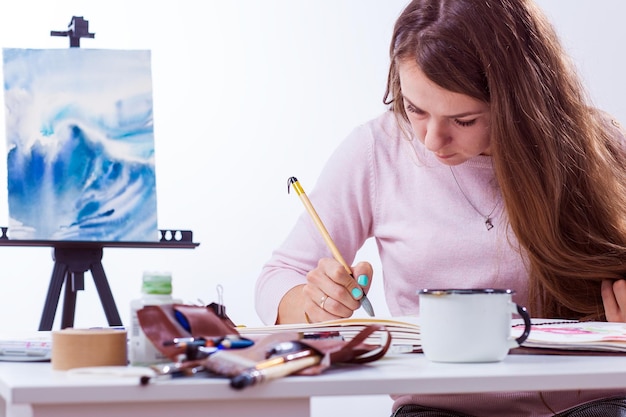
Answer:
(405, 104, 423, 115)
(454, 119, 476, 127)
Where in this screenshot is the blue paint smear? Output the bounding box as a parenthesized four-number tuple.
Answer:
(3, 48, 158, 241)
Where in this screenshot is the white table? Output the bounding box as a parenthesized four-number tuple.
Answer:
(2, 353, 626, 417)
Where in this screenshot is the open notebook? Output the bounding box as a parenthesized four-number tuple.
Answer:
(239, 317, 626, 355)
(237, 316, 421, 354)
(0, 332, 52, 361)
(512, 319, 626, 353)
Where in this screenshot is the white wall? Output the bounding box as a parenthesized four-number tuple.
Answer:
(0, 1, 624, 416)
(0, 0, 404, 332)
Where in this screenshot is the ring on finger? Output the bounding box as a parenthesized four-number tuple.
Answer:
(320, 295, 328, 310)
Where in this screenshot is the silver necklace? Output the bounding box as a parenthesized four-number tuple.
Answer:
(450, 166, 498, 230)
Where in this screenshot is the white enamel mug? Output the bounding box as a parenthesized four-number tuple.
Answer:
(417, 289, 531, 363)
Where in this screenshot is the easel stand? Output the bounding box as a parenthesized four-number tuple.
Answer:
(0, 228, 198, 330)
(40, 246, 119, 330)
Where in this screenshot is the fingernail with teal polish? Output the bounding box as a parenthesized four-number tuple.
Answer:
(357, 274, 369, 286)
(351, 287, 363, 299)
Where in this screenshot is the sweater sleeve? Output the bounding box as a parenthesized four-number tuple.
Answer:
(254, 119, 378, 324)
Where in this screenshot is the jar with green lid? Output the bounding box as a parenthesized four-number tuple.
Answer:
(129, 271, 181, 366)
(141, 271, 174, 295)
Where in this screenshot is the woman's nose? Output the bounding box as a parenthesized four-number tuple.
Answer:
(423, 120, 452, 152)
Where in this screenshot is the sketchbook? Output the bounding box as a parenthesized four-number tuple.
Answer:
(237, 316, 422, 353)
(512, 320, 626, 353)
(239, 317, 626, 355)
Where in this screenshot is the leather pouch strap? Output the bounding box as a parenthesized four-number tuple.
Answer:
(297, 324, 392, 374)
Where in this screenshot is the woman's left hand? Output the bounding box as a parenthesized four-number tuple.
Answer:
(601, 279, 626, 322)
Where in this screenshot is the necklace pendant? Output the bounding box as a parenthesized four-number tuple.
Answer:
(450, 167, 498, 232)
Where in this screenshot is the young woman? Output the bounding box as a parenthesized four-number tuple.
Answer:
(255, 0, 626, 415)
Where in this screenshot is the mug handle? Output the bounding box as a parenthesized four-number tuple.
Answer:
(514, 304, 531, 346)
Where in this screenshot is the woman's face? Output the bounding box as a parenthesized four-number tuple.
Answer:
(398, 60, 492, 165)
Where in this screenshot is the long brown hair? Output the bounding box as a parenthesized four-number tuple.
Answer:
(384, 0, 626, 320)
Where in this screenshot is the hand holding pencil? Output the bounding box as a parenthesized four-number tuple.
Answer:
(287, 176, 375, 318)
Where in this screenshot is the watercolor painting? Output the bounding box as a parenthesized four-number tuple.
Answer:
(2, 48, 158, 241)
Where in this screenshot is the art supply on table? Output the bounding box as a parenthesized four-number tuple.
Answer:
(129, 271, 182, 366)
(164, 335, 255, 360)
(265, 340, 309, 357)
(230, 347, 321, 390)
(0, 332, 52, 362)
(68, 365, 155, 379)
(137, 312, 392, 388)
(302, 331, 344, 340)
(207, 284, 237, 328)
(140, 362, 208, 385)
(287, 176, 375, 317)
(51, 328, 127, 370)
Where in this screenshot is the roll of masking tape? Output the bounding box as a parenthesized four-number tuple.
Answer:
(52, 328, 128, 371)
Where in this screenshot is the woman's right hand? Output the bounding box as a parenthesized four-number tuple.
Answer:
(276, 258, 373, 324)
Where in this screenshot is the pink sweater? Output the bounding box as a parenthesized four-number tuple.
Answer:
(255, 111, 625, 416)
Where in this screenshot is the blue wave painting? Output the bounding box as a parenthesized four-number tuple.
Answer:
(3, 48, 158, 241)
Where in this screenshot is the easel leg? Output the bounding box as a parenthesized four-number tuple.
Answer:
(60, 271, 83, 329)
(91, 262, 123, 327)
(39, 262, 68, 331)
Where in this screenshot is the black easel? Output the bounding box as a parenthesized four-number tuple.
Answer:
(0, 18, 199, 330)
(51, 16, 95, 48)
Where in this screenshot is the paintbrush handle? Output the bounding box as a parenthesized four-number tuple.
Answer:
(288, 177, 375, 317)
